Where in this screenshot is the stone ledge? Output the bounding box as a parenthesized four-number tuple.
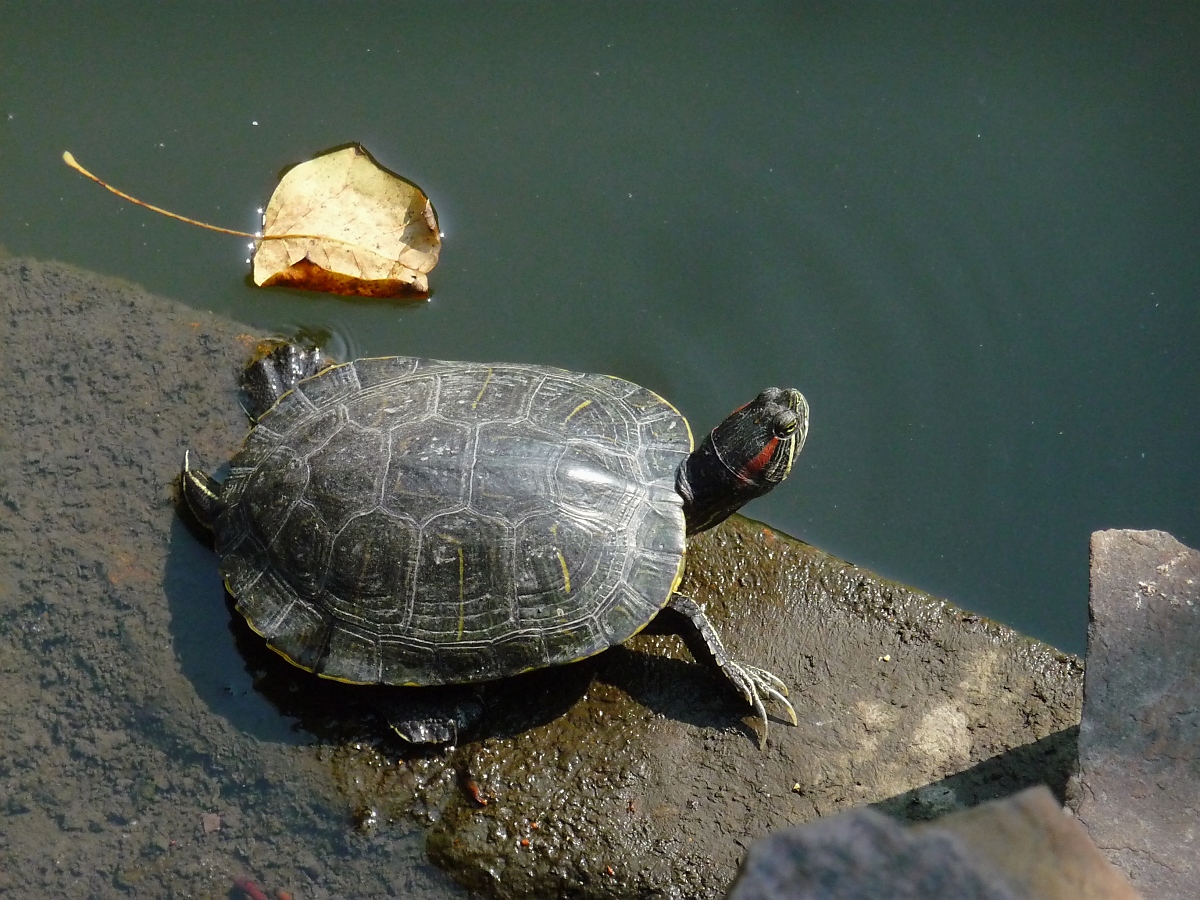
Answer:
(1070, 528, 1200, 898)
(0, 257, 1087, 899)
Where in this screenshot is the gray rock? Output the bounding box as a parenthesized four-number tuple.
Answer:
(1072, 529, 1200, 897)
(728, 805, 1017, 900)
(920, 786, 1139, 899)
(729, 786, 1139, 900)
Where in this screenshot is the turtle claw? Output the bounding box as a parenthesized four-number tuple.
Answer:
(727, 660, 798, 748)
(752, 665, 790, 697)
(744, 663, 794, 710)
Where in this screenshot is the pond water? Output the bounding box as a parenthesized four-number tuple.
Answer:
(4, 5, 1197, 680)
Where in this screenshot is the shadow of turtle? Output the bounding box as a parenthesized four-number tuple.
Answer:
(227, 622, 600, 751)
(167, 511, 597, 750)
(596, 641, 772, 745)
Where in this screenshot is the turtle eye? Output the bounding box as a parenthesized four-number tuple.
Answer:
(773, 411, 798, 437)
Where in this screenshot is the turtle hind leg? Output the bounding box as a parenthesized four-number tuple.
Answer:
(240, 340, 333, 420)
(650, 593, 797, 749)
(180, 450, 224, 529)
(381, 685, 485, 745)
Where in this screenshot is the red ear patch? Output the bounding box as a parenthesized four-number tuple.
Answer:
(738, 436, 778, 483)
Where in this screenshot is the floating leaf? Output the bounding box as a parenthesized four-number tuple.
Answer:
(62, 146, 442, 300)
(252, 144, 441, 298)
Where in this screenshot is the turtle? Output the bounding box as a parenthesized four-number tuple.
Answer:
(182, 341, 810, 746)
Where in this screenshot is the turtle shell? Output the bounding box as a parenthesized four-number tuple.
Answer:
(214, 356, 693, 686)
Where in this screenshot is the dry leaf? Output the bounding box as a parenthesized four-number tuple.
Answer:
(252, 144, 441, 298)
(64, 147, 441, 299)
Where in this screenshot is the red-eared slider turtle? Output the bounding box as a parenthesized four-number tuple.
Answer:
(182, 342, 809, 746)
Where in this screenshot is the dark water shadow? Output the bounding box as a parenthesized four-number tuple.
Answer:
(870, 726, 1080, 822)
(165, 512, 595, 750)
(164, 514, 310, 744)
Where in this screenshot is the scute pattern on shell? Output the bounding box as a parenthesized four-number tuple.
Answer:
(213, 357, 693, 686)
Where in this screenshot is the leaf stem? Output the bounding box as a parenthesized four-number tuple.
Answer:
(61, 151, 342, 245)
(63, 151, 259, 238)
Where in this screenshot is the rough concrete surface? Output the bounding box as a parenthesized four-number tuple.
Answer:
(0, 257, 1084, 898)
(1071, 529, 1200, 898)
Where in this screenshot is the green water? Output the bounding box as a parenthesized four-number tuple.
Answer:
(4, 2, 1198, 658)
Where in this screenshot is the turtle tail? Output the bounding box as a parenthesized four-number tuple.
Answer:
(181, 449, 224, 530)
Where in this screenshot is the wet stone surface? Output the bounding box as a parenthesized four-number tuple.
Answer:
(0, 258, 464, 898)
(0, 257, 1084, 898)
(419, 514, 1084, 899)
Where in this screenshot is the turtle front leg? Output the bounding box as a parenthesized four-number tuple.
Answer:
(651, 593, 796, 748)
(241, 341, 331, 421)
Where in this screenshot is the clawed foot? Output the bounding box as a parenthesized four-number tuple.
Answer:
(723, 660, 797, 749)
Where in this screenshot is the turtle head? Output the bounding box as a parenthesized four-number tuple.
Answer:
(676, 388, 809, 535)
